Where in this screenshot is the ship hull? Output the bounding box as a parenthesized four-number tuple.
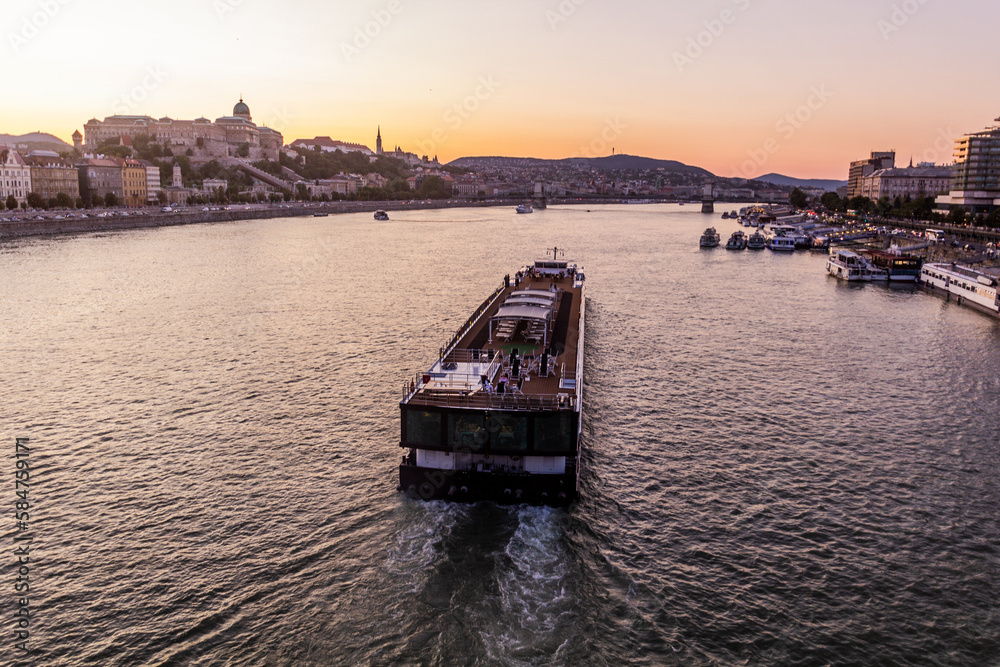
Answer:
(399, 463, 577, 506)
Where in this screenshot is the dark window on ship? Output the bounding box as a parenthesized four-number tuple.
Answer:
(533, 413, 574, 453)
(405, 410, 442, 447)
(448, 413, 489, 452)
(491, 413, 528, 452)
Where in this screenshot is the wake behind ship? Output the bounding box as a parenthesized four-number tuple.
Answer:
(399, 248, 585, 507)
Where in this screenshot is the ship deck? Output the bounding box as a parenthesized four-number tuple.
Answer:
(401, 270, 583, 412)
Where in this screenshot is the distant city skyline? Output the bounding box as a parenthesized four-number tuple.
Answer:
(3, 0, 998, 179)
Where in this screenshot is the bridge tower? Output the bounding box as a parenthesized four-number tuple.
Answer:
(701, 182, 715, 213)
(533, 182, 548, 209)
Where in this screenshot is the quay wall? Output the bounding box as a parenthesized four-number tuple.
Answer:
(0, 198, 555, 241)
(0, 206, 310, 239)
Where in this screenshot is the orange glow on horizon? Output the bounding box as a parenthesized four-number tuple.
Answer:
(3, 0, 996, 183)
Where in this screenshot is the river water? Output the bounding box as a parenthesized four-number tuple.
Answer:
(2, 204, 999, 666)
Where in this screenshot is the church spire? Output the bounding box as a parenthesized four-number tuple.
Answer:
(376, 126, 383, 155)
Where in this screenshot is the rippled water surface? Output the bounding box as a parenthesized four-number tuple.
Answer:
(2, 205, 999, 666)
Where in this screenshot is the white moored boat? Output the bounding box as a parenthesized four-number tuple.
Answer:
(920, 262, 1000, 316)
(826, 249, 888, 282)
(767, 236, 796, 251)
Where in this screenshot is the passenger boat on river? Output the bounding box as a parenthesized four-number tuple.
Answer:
(861, 248, 922, 282)
(920, 262, 1000, 316)
(768, 236, 796, 252)
(747, 231, 767, 249)
(826, 249, 888, 282)
(398, 247, 586, 506)
(700, 227, 721, 248)
(725, 230, 747, 250)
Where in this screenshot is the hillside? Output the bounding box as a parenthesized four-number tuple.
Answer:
(0, 132, 72, 152)
(753, 173, 846, 191)
(0, 132, 70, 145)
(450, 154, 714, 177)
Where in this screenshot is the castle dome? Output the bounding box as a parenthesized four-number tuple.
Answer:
(233, 97, 251, 120)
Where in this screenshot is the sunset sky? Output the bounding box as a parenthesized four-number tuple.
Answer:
(3, 0, 997, 179)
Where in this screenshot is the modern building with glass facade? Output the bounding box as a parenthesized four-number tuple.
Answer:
(936, 117, 1000, 214)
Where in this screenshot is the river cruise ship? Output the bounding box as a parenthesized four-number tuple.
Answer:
(398, 248, 585, 506)
(920, 262, 1000, 316)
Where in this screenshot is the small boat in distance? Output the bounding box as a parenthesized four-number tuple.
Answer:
(374, 210, 389, 221)
(721, 212, 731, 219)
(700, 227, 721, 248)
(516, 204, 533, 214)
(747, 231, 767, 249)
(725, 230, 747, 250)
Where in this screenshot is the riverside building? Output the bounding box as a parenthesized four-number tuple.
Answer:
(25, 152, 80, 202)
(1, 146, 32, 206)
(78, 157, 124, 206)
(847, 151, 896, 198)
(858, 164, 953, 201)
(122, 159, 148, 207)
(936, 116, 1000, 214)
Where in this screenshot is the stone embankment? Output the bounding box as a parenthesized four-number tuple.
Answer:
(0, 199, 528, 240)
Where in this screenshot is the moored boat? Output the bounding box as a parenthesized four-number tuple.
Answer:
(516, 204, 533, 214)
(767, 236, 795, 251)
(792, 234, 813, 250)
(700, 227, 721, 248)
(725, 230, 747, 250)
(398, 247, 586, 506)
(747, 231, 766, 249)
(920, 262, 1000, 316)
(862, 248, 922, 282)
(826, 249, 888, 281)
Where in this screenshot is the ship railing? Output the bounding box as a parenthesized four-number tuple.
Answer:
(443, 348, 502, 366)
(400, 364, 498, 403)
(559, 364, 578, 390)
(404, 389, 576, 411)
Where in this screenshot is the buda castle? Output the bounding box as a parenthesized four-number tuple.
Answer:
(80, 97, 282, 162)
